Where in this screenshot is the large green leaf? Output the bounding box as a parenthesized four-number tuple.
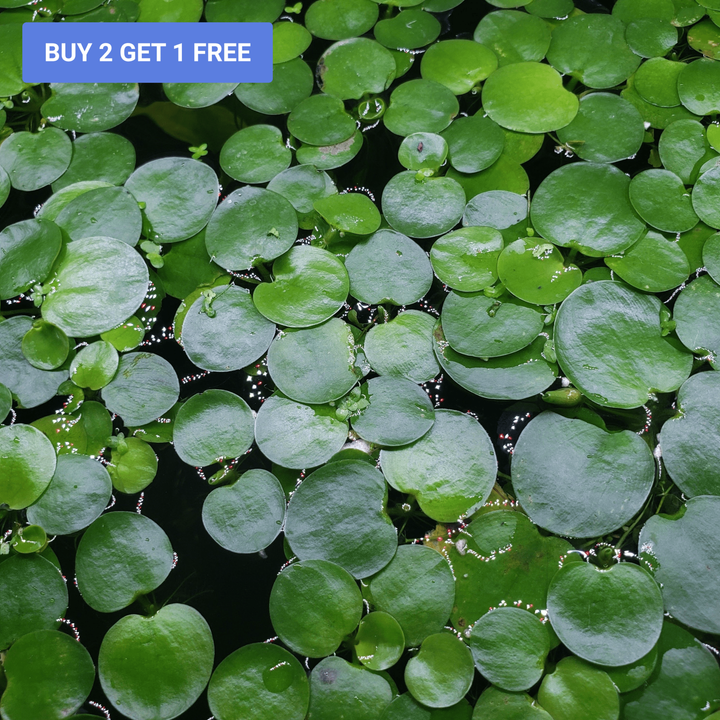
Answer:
(380, 409, 497, 522)
(99, 604, 214, 720)
(639, 495, 720, 634)
(0, 630, 94, 720)
(41, 236, 149, 337)
(547, 561, 664, 666)
(511, 411, 655, 537)
(285, 459, 397, 578)
(75, 512, 174, 613)
(554, 281, 692, 408)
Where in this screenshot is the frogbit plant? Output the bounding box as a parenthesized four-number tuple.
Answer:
(2, 0, 720, 719)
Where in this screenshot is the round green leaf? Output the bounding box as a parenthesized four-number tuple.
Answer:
(254, 246, 348, 328)
(420, 40, 498, 95)
(472, 686, 553, 720)
(435, 326, 558, 401)
(463, 190, 527, 234)
(355, 612, 405, 671)
(398, 133, 449, 171)
(405, 633, 474, 709)
(180, 284, 276, 372)
(368, 544, 454, 648)
(273, 20, 311, 63)
(364, 310, 440, 383)
(482, 62, 578, 133)
(308, 656, 393, 720)
(305, 0, 379, 40)
(625, 18, 678, 58)
(163, 82, 238, 109)
(345, 229, 433, 304)
(635, 58, 684, 107)
(286, 459, 397, 578)
(220, 125, 291, 185)
(383, 172, 465, 239)
(448, 156, 530, 200)
(380, 409, 497, 522)
(202, 469, 285, 554)
(101, 352, 179, 427)
(605, 230, 690, 292)
(374, 9, 440, 49)
(56, 186, 142, 247)
(0, 128, 71, 192)
(622, 621, 720, 720)
(125, 157, 218, 243)
(287, 94, 356, 146)
(99, 604, 214, 720)
(557, 93, 644, 163)
(0, 630, 94, 720)
(468, 607, 550, 691)
(548, 561, 663, 666)
(612, 0, 675, 23)
(538, 657, 619, 720)
(639, 496, 720, 633)
(38, 180, 115, 222)
(0, 316, 67, 409)
(660, 120, 714, 185)
(629, 169, 698, 233)
(205, 187, 297, 271)
(442, 291, 544, 358)
(235, 58, 314, 115)
(692, 164, 720, 229)
(109, 436, 158, 494)
(267, 318, 363, 404)
(0, 423, 56, 510)
(474, 10, 552, 66)
(41, 236, 148, 337)
(0, 555, 67, 651)
(512, 411, 655, 537)
(254, 393, 348, 469)
(269, 559, 362, 657)
(430, 227, 503, 292)
(498, 238, 583, 305)
(546, 14, 640, 88)
(32, 400, 112, 459)
(174, 389, 254, 467)
(678, 58, 720, 115)
(314, 192, 381, 235)
(351, 376, 435, 446)
(318, 38, 396, 100)
(0, 219, 61, 301)
(43, 83, 139, 132)
(672, 275, 720, 358)
(555, 281, 692, 408)
(21, 320, 68, 371)
(447, 509, 573, 632)
(76, 512, 173, 613)
(26, 454, 112, 535)
(384, 79, 459, 137)
(207, 643, 309, 720)
(441, 115, 505, 174)
(69, 340, 119, 390)
(532, 163, 646, 257)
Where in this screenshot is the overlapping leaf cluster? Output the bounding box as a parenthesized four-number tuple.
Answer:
(2, 0, 720, 718)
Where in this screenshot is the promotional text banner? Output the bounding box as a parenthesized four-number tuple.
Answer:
(23, 22, 273, 83)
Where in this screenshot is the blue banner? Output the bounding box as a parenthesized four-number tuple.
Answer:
(23, 22, 273, 83)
